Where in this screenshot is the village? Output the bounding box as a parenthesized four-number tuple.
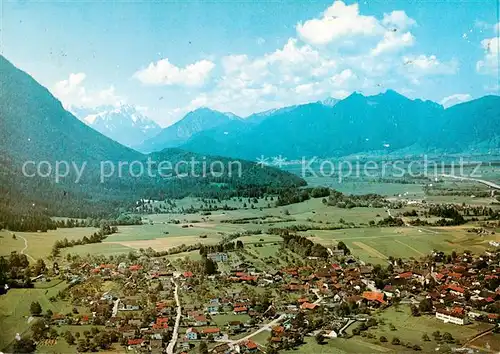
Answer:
(13, 236, 500, 354)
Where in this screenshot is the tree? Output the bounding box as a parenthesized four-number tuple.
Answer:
(419, 298, 433, 313)
(203, 257, 218, 275)
(411, 305, 420, 317)
(30, 301, 42, 316)
(77, 339, 88, 352)
(49, 328, 58, 339)
(13, 337, 36, 353)
(44, 309, 53, 320)
(422, 333, 430, 341)
(315, 332, 325, 345)
(442, 332, 454, 343)
(199, 341, 209, 354)
(95, 332, 111, 349)
(380, 336, 388, 343)
(31, 320, 47, 340)
(64, 331, 75, 345)
(391, 337, 400, 345)
(266, 344, 279, 354)
(34, 259, 46, 276)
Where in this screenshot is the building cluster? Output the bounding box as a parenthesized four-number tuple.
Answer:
(43, 247, 500, 353)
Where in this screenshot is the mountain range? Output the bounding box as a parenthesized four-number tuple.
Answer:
(71, 105, 162, 148)
(134, 91, 499, 160)
(136, 108, 242, 152)
(0, 55, 304, 229)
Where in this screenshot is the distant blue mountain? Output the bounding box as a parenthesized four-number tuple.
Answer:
(135, 108, 242, 153)
(180, 91, 434, 158)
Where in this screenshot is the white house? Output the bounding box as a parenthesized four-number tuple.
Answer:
(436, 310, 469, 325)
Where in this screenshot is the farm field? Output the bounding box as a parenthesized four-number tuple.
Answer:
(3, 178, 499, 263)
(0, 281, 72, 350)
(0, 230, 25, 257)
(211, 314, 251, 327)
(283, 336, 391, 353)
(467, 332, 500, 353)
(304, 225, 499, 264)
(1, 227, 98, 261)
(353, 306, 495, 353)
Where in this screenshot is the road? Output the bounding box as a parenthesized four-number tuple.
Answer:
(13, 233, 35, 262)
(233, 314, 286, 345)
(167, 281, 181, 354)
(312, 288, 323, 304)
(440, 174, 500, 190)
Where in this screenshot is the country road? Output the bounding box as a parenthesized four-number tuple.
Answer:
(167, 280, 181, 354)
(233, 314, 286, 345)
(440, 174, 500, 190)
(10, 232, 35, 262)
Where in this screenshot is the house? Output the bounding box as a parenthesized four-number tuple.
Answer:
(129, 265, 143, 272)
(127, 338, 144, 348)
(300, 302, 319, 311)
(362, 291, 386, 305)
(152, 317, 169, 332)
(206, 299, 220, 314)
(331, 249, 345, 257)
(207, 253, 228, 262)
(119, 298, 140, 311)
(183, 271, 194, 278)
(234, 306, 248, 314)
(242, 340, 258, 353)
(193, 315, 209, 326)
(120, 326, 136, 339)
(80, 315, 91, 325)
(185, 327, 198, 340)
(100, 292, 114, 302)
(51, 313, 67, 325)
(445, 284, 465, 297)
(201, 327, 221, 338)
(436, 308, 469, 325)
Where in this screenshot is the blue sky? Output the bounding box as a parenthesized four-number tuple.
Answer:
(2, 0, 499, 126)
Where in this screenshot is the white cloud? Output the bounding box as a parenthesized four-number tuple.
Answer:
(152, 2, 454, 118)
(52, 73, 124, 109)
(476, 37, 499, 75)
(371, 31, 414, 56)
(133, 58, 215, 86)
(382, 10, 417, 30)
(402, 55, 458, 75)
(296, 1, 382, 45)
(330, 69, 357, 87)
(440, 93, 472, 108)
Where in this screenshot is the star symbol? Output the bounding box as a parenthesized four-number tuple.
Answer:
(256, 155, 269, 168)
(272, 155, 287, 168)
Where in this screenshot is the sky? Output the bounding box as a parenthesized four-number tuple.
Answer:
(1, 0, 499, 127)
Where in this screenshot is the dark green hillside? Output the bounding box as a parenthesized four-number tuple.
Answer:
(0, 56, 305, 231)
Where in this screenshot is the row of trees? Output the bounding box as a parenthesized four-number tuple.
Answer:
(51, 225, 117, 257)
(281, 234, 329, 259)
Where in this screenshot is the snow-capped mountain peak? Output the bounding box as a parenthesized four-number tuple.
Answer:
(73, 104, 162, 147)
